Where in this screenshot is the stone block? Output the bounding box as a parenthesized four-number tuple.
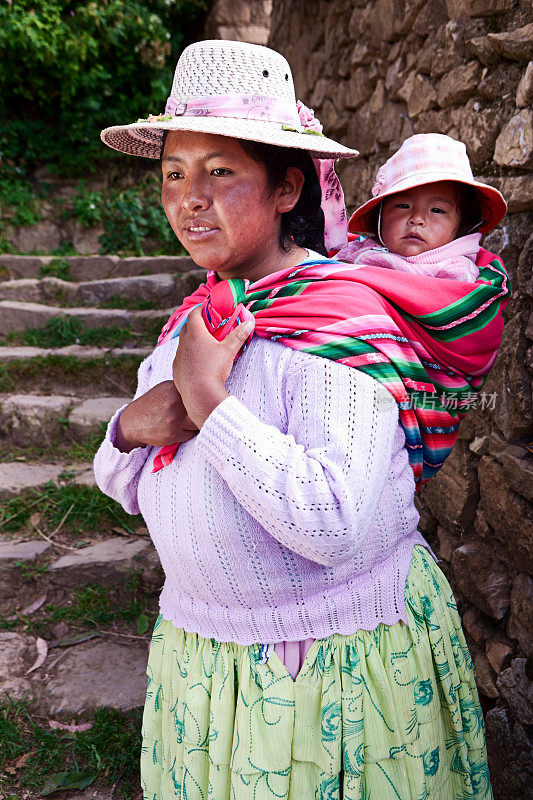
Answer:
(10, 222, 61, 254)
(482, 175, 533, 213)
(414, 109, 454, 135)
(451, 540, 510, 619)
(472, 648, 499, 698)
(0, 278, 43, 304)
(478, 456, 533, 573)
(516, 61, 533, 108)
(436, 525, 459, 562)
(413, 0, 448, 36)
(466, 36, 500, 66)
(486, 638, 513, 673)
(437, 61, 482, 107)
(417, 443, 479, 534)
(487, 23, 533, 62)
(0, 393, 75, 446)
(480, 312, 532, 441)
(397, 71, 438, 118)
(0, 539, 51, 562)
(68, 397, 128, 437)
(496, 658, 533, 725)
(76, 273, 177, 306)
(447, 0, 512, 16)
(45, 639, 149, 715)
(493, 446, 533, 503)
(450, 99, 501, 169)
(494, 108, 533, 168)
(0, 462, 63, 499)
(342, 67, 375, 110)
(462, 606, 493, 647)
(48, 537, 156, 587)
(507, 574, 533, 656)
(0, 632, 35, 701)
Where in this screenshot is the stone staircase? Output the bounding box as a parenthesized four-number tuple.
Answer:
(0, 252, 203, 798)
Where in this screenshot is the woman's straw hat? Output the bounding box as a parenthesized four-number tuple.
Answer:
(348, 134, 506, 235)
(101, 39, 358, 161)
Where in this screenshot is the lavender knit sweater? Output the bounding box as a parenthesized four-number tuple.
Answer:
(94, 333, 426, 644)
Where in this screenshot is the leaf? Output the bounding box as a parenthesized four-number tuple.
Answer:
(57, 631, 98, 647)
(41, 771, 96, 795)
(49, 720, 92, 733)
(25, 637, 47, 674)
(21, 593, 47, 616)
(29, 512, 41, 527)
(14, 751, 31, 769)
(137, 613, 149, 635)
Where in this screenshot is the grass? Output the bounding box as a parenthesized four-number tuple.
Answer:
(0, 482, 143, 536)
(0, 353, 142, 394)
(0, 697, 143, 798)
(1, 315, 167, 349)
(47, 572, 151, 629)
(99, 294, 158, 311)
(0, 422, 108, 465)
(38, 257, 73, 282)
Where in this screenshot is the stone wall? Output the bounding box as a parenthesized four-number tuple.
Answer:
(204, 0, 272, 44)
(270, 1, 532, 796)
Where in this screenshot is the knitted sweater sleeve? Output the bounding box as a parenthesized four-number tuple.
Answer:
(93, 354, 153, 515)
(196, 356, 399, 566)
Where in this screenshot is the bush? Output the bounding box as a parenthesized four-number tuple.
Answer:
(0, 0, 210, 176)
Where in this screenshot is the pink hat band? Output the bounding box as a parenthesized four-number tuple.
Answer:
(349, 134, 506, 236)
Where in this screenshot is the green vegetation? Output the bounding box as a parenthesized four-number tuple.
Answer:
(39, 257, 73, 281)
(1, 315, 167, 349)
(0, 697, 143, 798)
(48, 572, 151, 628)
(0, 422, 108, 465)
(0, 0, 210, 176)
(0, 482, 143, 535)
(0, 353, 142, 394)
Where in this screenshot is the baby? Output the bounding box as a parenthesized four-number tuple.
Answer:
(336, 133, 506, 283)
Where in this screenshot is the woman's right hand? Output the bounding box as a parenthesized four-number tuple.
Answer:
(114, 380, 199, 453)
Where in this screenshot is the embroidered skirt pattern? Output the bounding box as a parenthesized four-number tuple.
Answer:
(140, 546, 492, 800)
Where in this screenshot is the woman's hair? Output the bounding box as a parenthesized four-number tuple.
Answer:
(364, 181, 483, 241)
(237, 140, 327, 256)
(160, 132, 327, 256)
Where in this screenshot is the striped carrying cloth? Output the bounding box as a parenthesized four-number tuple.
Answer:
(153, 250, 510, 486)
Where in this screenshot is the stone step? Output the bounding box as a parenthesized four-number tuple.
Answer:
(0, 301, 173, 335)
(0, 344, 152, 361)
(0, 253, 197, 281)
(0, 394, 129, 446)
(0, 269, 203, 307)
(0, 461, 94, 498)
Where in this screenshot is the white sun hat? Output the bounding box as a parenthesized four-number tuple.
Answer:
(100, 39, 358, 161)
(348, 134, 506, 235)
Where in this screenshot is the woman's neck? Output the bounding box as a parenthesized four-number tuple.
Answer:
(215, 244, 309, 283)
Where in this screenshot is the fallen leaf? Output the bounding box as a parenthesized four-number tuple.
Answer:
(29, 512, 41, 528)
(14, 752, 31, 769)
(57, 631, 98, 647)
(25, 637, 48, 674)
(111, 527, 131, 537)
(41, 771, 95, 795)
(21, 594, 47, 616)
(137, 613, 149, 635)
(48, 720, 92, 733)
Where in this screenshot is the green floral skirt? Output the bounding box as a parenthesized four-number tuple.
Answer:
(141, 546, 492, 799)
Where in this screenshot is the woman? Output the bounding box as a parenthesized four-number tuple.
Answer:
(95, 39, 507, 800)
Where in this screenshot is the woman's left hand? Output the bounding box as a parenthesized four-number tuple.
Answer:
(172, 305, 254, 429)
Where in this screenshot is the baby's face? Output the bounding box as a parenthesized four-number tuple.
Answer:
(380, 181, 461, 257)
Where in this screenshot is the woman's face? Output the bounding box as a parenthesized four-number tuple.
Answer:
(380, 181, 461, 257)
(161, 130, 303, 282)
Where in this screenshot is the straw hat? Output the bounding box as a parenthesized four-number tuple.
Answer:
(348, 134, 506, 235)
(101, 39, 358, 161)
